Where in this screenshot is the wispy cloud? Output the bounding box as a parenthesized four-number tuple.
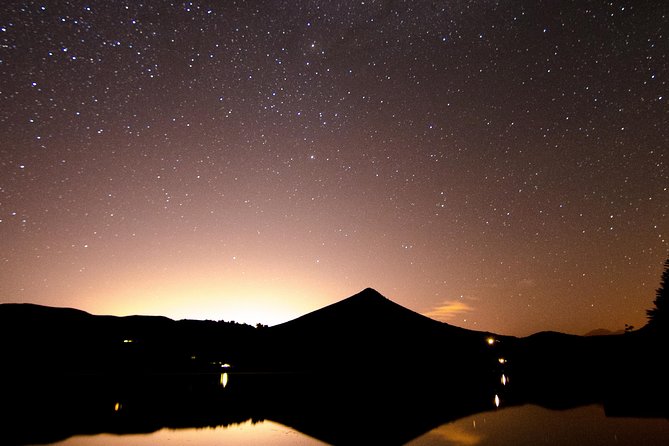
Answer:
(423, 300, 474, 321)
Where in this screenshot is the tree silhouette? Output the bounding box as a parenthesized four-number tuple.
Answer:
(646, 256, 669, 332)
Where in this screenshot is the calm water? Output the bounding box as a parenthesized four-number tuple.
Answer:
(46, 419, 328, 446)
(44, 404, 668, 446)
(408, 404, 669, 446)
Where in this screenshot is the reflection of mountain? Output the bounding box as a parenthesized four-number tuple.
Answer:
(0, 288, 506, 445)
(254, 287, 506, 444)
(1, 288, 668, 445)
(2, 371, 494, 446)
(509, 329, 669, 417)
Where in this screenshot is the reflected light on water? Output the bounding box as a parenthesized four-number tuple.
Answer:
(114, 402, 121, 412)
(407, 404, 669, 446)
(49, 420, 328, 446)
(501, 374, 508, 386)
(220, 373, 229, 388)
(494, 394, 500, 408)
(408, 423, 483, 446)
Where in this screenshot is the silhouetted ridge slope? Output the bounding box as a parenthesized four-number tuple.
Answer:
(0, 303, 255, 374)
(0, 302, 94, 322)
(273, 287, 448, 333)
(262, 288, 500, 375)
(1, 290, 505, 380)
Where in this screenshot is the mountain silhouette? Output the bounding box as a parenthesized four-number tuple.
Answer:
(1, 289, 668, 446)
(247, 288, 513, 444)
(0, 302, 256, 374)
(272, 287, 462, 334)
(258, 288, 505, 379)
(0, 289, 507, 377)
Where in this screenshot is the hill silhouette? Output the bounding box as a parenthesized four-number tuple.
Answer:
(1, 288, 668, 445)
(272, 287, 475, 335)
(256, 288, 507, 383)
(0, 290, 512, 445)
(0, 303, 256, 374)
(0, 288, 508, 379)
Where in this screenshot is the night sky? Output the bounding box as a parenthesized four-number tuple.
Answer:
(1, 0, 667, 336)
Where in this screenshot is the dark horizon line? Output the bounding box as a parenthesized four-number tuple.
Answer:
(0, 286, 652, 338)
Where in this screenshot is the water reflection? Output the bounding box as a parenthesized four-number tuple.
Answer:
(2, 369, 668, 446)
(28, 401, 669, 446)
(407, 404, 669, 446)
(47, 420, 328, 446)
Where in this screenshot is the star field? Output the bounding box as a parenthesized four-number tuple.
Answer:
(1, 1, 667, 335)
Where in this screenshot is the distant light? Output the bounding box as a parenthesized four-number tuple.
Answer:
(498, 358, 507, 364)
(494, 394, 500, 407)
(114, 402, 121, 412)
(221, 363, 231, 368)
(487, 337, 495, 345)
(123, 339, 133, 343)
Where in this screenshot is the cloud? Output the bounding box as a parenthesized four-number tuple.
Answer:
(423, 300, 474, 321)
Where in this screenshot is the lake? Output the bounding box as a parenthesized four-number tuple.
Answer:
(46, 419, 328, 446)
(409, 404, 669, 445)
(4, 360, 668, 446)
(41, 403, 668, 446)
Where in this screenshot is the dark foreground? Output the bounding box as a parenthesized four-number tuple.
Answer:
(1, 289, 667, 445)
(3, 354, 668, 446)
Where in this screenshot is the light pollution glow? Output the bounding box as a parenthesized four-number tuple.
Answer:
(0, 1, 667, 336)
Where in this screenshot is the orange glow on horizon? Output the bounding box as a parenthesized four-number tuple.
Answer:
(1, 1, 667, 342)
(73, 272, 347, 326)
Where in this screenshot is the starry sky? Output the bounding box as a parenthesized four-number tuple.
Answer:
(1, 0, 667, 336)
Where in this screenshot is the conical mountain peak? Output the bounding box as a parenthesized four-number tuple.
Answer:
(272, 288, 443, 333)
(346, 287, 388, 303)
